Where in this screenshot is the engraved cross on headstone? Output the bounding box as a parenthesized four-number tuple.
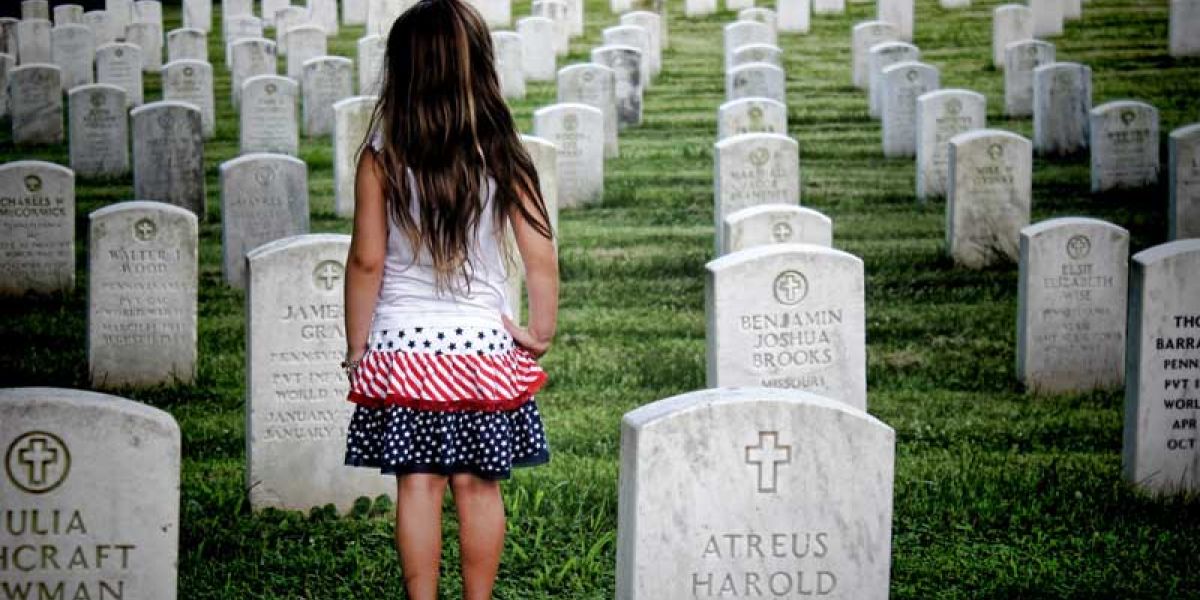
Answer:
(135, 220, 155, 241)
(745, 431, 791, 493)
(316, 263, 342, 290)
(18, 437, 59, 485)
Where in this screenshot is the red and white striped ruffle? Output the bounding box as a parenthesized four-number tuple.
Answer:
(347, 347, 548, 412)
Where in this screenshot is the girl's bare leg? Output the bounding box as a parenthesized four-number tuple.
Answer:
(396, 473, 450, 600)
(450, 474, 506, 600)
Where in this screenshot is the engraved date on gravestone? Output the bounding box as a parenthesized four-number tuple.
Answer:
(1159, 314, 1200, 453)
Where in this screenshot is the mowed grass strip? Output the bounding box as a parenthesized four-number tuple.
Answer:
(1, 0, 1199, 597)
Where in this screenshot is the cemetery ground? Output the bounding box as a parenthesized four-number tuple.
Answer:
(3, 0, 1200, 597)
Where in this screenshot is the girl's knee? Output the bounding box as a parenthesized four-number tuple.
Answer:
(450, 473, 500, 498)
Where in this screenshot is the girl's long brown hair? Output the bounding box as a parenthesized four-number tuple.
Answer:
(367, 0, 553, 291)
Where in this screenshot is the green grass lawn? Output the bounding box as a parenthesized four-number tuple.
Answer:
(2, 0, 1200, 597)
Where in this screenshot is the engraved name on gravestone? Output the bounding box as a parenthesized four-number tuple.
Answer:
(358, 34, 386, 96)
(851, 21, 897, 89)
(125, 21, 162, 72)
(1033, 62, 1092, 156)
(1090, 100, 1160, 192)
(946, 129, 1032, 268)
(97, 42, 144, 106)
(51, 23, 95, 91)
(220, 154, 310, 288)
(517, 17, 556, 81)
(88, 201, 198, 387)
(241, 75, 299, 156)
(881, 61, 939, 158)
(722, 205, 833, 255)
(867, 41, 918, 119)
(1004, 39, 1055, 118)
(162, 59, 215, 139)
(302, 56, 353, 138)
(713, 133, 800, 252)
(17, 19, 52, 65)
(591, 45, 643, 129)
(230, 38, 276, 108)
(706, 245, 868, 409)
(69, 84, 130, 178)
(1018, 218, 1129, 393)
(521, 134, 560, 233)
(10, 65, 63, 146)
(1170, 124, 1200, 240)
(1123, 239, 1200, 495)
(167, 27, 207, 63)
(334, 96, 377, 218)
(246, 234, 397, 512)
(0, 161, 74, 296)
(132, 101, 206, 217)
(0, 387, 181, 600)
(616, 388, 894, 599)
(727, 62, 786, 104)
(718, 98, 788, 141)
(558, 63, 618, 158)
(533, 103, 604, 209)
(993, 4, 1033, 67)
(916, 89, 986, 200)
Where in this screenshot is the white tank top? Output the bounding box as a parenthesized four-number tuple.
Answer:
(368, 137, 512, 332)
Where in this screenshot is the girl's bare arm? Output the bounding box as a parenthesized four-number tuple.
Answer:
(503, 198, 559, 357)
(344, 149, 389, 362)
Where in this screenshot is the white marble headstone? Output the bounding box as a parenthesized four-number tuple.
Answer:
(183, 0, 212, 32)
(558, 63, 618, 159)
(106, 0, 132, 35)
(367, 0, 408, 36)
(16, 18, 52, 65)
(357, 34, 385, 96)
(132, 101, 206, 216)
(517, 17, 556, 82)
(274, 6, 309, 56)
(1029, 0, 1063, 37)
(722, 204, 832, 254)
(1123, 239, 1200, 495)
(1017, 217, 1128, 393)
(727, 62, 786, 103)
(851, 21, 898, 89)
(162, 59, 215, 139)
(50, 23, 94, 91)
(262, 0, 290, 26)
(1170, 124, 1200, 240)
(1003, 39, 1055, 117)
(309, 0, 339, 36)
(714, 133, 801, 252)
(220, 153, 310, 287)
(88, 200, 198, 387)
(731, 43, 782, 69)
(124, 21, 162, 72)
(532, 102, 605, 208)
(0, 161, 74, 296)
(68, 83, 130, 178)
(1033, 62, 1091, 156)
(686, 0, 717, 17)
(344, 0, 368, 24)
(333, 95, 377, 218)
(96, 42, 144, 106)
(230, 38, 277, 108)
(83, 10, 116, 46)
(718, 97, 788, 140)
(469, 0, 512, 28)
(9, 64, 63, 145)
(916, 89, 986, 200)
(738, 7, 777, 32)
(0, 19, 17, 57)
(706, 245, 868, 409)
(241, 75, 300, 156)
(867, 41, 918, 119)
(878, 0, 913, 40)
(0, 53, 14, 121)
(724, 21, 774, 71)
(1170, 0, 1200, 57)
(946, 129, 1032, 268)
(301, 56, 353, 138)
(521, 134, 560, 234)
(777, 0, 811, 32)
(531, 0, 570, 56)
(22, 0, 50, 20)
(1089, 100, 1159, 192)
(813, 0, 844, 14)
(620, 11, 663, 76)
(616, 387, 893, 599)
(132, 0, 162, 28)
(881, 61, 939, 158)
(0, 387, 181, 600)
(285, 24, 326, 80)
(246, 234, 397, 513)
(591, 45, 643, 129)
(167, 27, 207, 63)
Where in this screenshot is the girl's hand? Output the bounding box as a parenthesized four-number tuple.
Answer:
(502, 314, 552, 358)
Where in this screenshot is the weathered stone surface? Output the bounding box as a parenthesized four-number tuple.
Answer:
(1017, 217, 1128, 394)
(1030, 0, 1063, 37)
(333, 96, 377, 218)
(881, 61, 939, 158)
(946, 129, 1032, 268)
(262, 0, 290, 26)
(274, 6, 309, 55)
(132, 101, 206, 216)
(241, 75, 299, 156)
(916, 89, 986, 200)
(714, 133, 801, 252)
(107, 0, 133, 35)
(591, 45, 643, 129)
(1170, 124, 1200, 240)
(124, 21, 162, 72)
(309, 0, 339, 37)
(1123, 239, 1200, 495)
(51, 23, 94, 91)
(1089, 100, 1159, 192)
(344, 0, 368, 24)
(878, 0, 913, 39)
(88, 200, 198, 387)
(301, 56, 352, 138)
(705, 244, 868, 409)
(22, 0, 50, 20)
(285, 24, 325, 80)
(246, 234, 396, 512)
(620, 11, 662, 77)
(183, 0, 212, 32)
(778, 0, 811, 32)
(162, 59, 215, 139)
(96, 42, 144, 106)
(851, 21, 898, 89)
(0, 161, 74, 296)
(867, 41, 918, 119)
(1171, 0, 1200, 57)
(722, 204, 832, 254)
(167, 27, 207, 63)
(727, 62, 786, 103)
(616, 388, 894, 600)
(220, 153, 310, 287)
(1003, 39, 1055, 117)
(731, 43, 782, 69)
(132, 0, 162, 28)
(68, 83, 130, 178)
(604, 24, 652, 86)
(9, 64, 63, 145)
(558, 63, 617, 158)
(0, 18, 17, 57)
(1033, 62, 1091, 156)
(717, 97, 787, 141)
(17, 18, 52, 65)
(724, 21, 774, 71)
(468, 0, 511, 28)
(533, 102, 605, 208)
(520, 134, 560, 234)
(83, 10, 116, 46)
(0, 53, 13, 119)
(230, 37, 276, 107)
(0, 387, 181, 600)
(517, 17, 556, 81)
(357, 34, 385, 96)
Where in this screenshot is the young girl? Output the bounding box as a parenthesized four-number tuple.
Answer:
(339, 0, 558, 597)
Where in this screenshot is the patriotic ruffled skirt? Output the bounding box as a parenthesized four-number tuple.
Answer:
(343, 325, 550, 479)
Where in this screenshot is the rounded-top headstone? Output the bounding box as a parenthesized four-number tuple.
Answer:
(723, 204, 833, 254)
(915, 88, 986, 200)
(1170, 123, 1200, 240)
(0, 161, 75, 296)
(713, 132, 801, 251)
(68, 83, 130, 178)
(946, 128, 1032, 268)
(717, 97, 788, 140)
(1089, 99, 1160, 192)
(130, 100, 206, 217)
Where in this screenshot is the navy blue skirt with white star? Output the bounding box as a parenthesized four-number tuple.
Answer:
(343, 325, 550, 480)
